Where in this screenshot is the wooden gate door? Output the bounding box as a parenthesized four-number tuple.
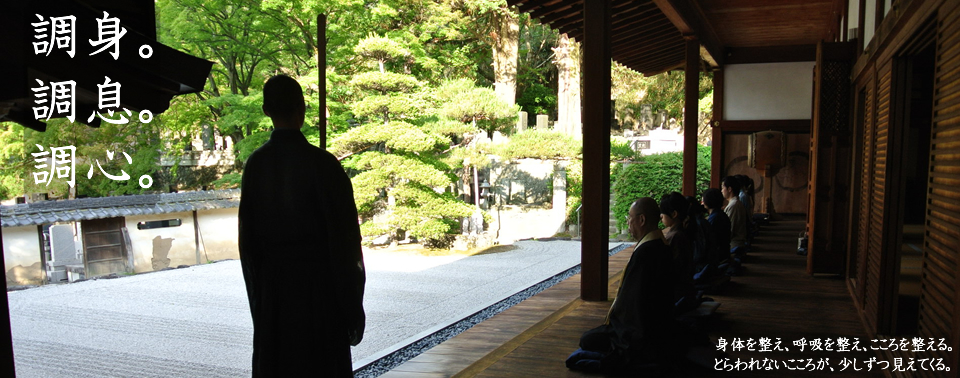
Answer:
(806, 41, 855, 274)
(81, 217, 128, 277)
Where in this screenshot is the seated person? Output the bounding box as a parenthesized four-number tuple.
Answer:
(735, 174, 758, 240)
(685, 195, 713, 274)
(660, 192, 697, 312)
(722, 176, 748, 254)
(701, 188, 731, 280)
(567, 198, 675, 374)
(735, 174, 754, 222)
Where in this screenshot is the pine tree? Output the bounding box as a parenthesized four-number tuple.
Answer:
(331, 35, 475, 246)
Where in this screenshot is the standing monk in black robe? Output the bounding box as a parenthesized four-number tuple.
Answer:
(239, 75, 365, 377)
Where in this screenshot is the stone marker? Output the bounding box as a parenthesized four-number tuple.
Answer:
(517, 111, 528, 132)
(536, 114, 549, 130)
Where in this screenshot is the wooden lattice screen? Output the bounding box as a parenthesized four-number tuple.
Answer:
(856, 66, 882, 332)
(918, 2, 960, 373)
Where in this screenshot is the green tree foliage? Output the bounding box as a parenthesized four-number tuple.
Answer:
(494, 129, 580, 160)
(611, 62, 713, 127)
(334, 36, 476, 244)
(610, 136, 639, 161)
(0, 123, 26, 199)
(5, 118, 166, 199)
(436, 79, 518, 136)
(516, 83, 556, 116)
(611, 145, 712, 231)
(564, 160, 582, 222)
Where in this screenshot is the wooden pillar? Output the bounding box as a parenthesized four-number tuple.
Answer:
(682, 38, 700, 196)
(581, 0, 611, 302)
(318, 14, 327, 149)
(0, 230, 15, 378)
(711, 69, 724, 188)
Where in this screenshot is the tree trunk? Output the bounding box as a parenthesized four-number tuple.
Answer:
(554, 33, 582, 138)
(492, 9, 519, 106)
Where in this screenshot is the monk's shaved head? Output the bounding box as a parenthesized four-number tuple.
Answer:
(628, 197, 660, 240)
(632, 197, 660, 222)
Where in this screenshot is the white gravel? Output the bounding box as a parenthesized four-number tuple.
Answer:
(8, 240, 624, 377)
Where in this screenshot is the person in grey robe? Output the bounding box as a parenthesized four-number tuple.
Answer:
(239, 74, 365, 377)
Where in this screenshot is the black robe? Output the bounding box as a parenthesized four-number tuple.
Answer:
(605, 231, 674, 363)
(239, 129, 365, 377)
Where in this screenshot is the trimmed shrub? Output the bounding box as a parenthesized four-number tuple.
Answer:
(612, 145, 711, 232)
(496, 129, 581, 160)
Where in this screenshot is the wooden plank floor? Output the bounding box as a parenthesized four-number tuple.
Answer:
(380, 217, 883, 377)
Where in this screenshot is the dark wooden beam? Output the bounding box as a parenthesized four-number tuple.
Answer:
(611, 17, 675, 44)
(567, 28, 584, 41)
(0, 230, 14, 377)
(618, 47, 684, 71)
(611, 0, 647, 16)
(618, 54, 683, 76)
(581, 0, 611, 302)
(711, 69, 724, 188)
(643, 61, 685, 76)
(538, 5, 581, 25)
(551, 12, 583, 32)
(610, 4, 660, 24)
(724, 45, 818, 64)
(513, 0, 542, 13)
(614, 31, 682, 60)
(530, 0, 580, 20)
(570, 1, 660, 42)
(652, 0, 724, 67)
(611, 7, 664, 36)
(612, 31, 680, 58)
(682, 38, 699, 197)
(716, 119, 812, 134)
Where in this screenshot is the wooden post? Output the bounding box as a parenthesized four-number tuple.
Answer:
(711, 69, 724, 189)
(193, 210, 201, 265)
(581, 0, 611, 302)
(318, 14, 327, 149)
(0, 230, 15, 377)
(682, 37, 700, 197)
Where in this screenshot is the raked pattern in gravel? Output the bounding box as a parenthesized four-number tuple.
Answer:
(9, 240, 625, 377)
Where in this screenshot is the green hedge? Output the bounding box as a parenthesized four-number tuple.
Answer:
(611, 145, 711, 232)
(495, 129, 581, 160)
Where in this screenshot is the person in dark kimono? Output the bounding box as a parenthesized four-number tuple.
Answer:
(567, 197, 676, 374)
(660, 192, 698, 314)
(702, 188, 731, 271)
(238, 75, 365, 378)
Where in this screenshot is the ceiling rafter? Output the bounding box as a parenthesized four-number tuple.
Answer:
(614, 36, 683, 62)
(652, 0, 723, 67)
(622, 50, 685, 73)
(617, 45, 683, 68)
(538, 5, 581, 24)
(549, 12, 583, 31)
(529, 0, 580, 20)
(611, 7, 665, 34)
(612, 18, 675, 45)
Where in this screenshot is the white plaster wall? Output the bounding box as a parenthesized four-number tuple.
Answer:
(196, 208, 239, 262)
(634, 128, 684, 155)
(723, 62, 814, 121)
(125, 212, 197, 272)
(2, 226, 43, 286)
(492, 159, 557, 206)
(848, 0, 859, 41)
(864, 0, 877, 46)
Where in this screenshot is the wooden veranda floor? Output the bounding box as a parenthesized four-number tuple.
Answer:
(379, 216, 883, 377)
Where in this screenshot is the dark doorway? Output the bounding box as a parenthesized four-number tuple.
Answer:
(81, 217, 130, 277)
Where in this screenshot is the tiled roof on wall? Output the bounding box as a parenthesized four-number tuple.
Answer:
(0, 190, 240, 228)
